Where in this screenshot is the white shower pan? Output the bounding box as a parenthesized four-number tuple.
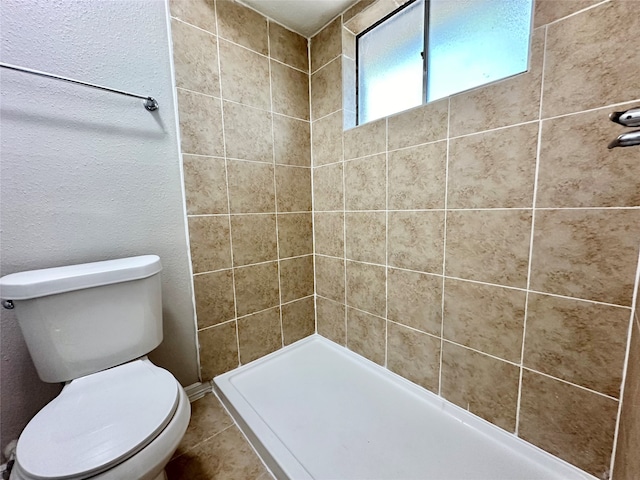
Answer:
(214, 335, 596, 480)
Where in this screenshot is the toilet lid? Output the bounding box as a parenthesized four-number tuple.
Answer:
(16, 360, 179, 480)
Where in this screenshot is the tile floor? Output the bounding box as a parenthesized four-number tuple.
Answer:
(166, 392, 274, 480)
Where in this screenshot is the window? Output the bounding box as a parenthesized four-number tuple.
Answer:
(356, 0, 533, 125)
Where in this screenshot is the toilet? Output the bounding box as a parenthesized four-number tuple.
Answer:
(0, 255, 191, 480)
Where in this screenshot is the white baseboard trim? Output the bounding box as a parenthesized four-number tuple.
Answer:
(184, 381, 213, 402)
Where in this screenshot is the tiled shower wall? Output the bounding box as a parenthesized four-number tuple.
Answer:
(310, 0, 640, 477)
(615, 279, 640, 479)
(169, 0, 314, 380)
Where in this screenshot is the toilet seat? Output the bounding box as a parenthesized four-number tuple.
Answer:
(15, 359, 179, 480)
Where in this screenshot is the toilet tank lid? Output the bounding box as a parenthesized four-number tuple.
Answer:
(0, 255, 162, 300)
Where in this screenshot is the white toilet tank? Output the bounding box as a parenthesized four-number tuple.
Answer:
(0, 255, 163, 383)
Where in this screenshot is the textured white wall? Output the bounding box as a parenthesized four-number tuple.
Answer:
(0, 0, 199, 450)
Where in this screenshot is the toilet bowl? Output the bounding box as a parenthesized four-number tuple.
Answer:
(9, 360, 190, 480)
(0, 255, 192, 480)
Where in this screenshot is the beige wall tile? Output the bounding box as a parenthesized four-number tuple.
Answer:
(342, 57, 356, 114)
(169, 0, 216, 34)
(167, 425, 268, 479)
(188, 216, 232, 273)
(614, 321, 640, 480)
(530, 209, 640, 306)
(194, 270, 235, 329)
(387, 100, 448, 150)
(311, 57, 342, 120)
(342, 28, 356, 60)
(317, 297, 346, 345)
(313, 163, 344, 211)
(277, 213, 313, 258)
(216, 0, 268, 55)
(282, 296, 315, 345)
(344, 118, 386, 160)
(171, 19, 219, 96)
(219, 39, 270, 110)
(230, 214, 277, 266)
(387, 322, 441, 393)
(344, 154, 386, 210)
(388, 268, 442, 336)
(223, 101, 273, 162)
(183, 155, 228, 215)
(519, 370, 618, 478)
(347, 307, 385, 365)
(269, 22, 308, 72)
(273, 115, 310, 167)
(343, 109, 356, 130)
(447, 123, 538, 209)
(311, 17, 342, 73)
(542, 1, 640, 118)
(537, 106, 640, 208)
(346, 261, 386, 317)
(177, 89, 224, 156)
(388, 142, 446, 210)
(449, 27, 544, 137)
(275, 166, 312, 212)
(238, 307, 282, 363)
(271, 61, 310, 120)
(441, 342, 520, 432)
(312, 111, 343, 166)
(234, 261, 280, 316)
(345, 0, 398, 35)
(388, 211, 444, 275)
(534, 0, 602, 28)
(445, 210, 532, 288)
(524, 293, 629, 397)
(280, 255, 314, 303)
(314, 212, 344, 257)
(315, 255, 345, 302)
(345, 212, 386, 264)
(343, 0, 376, 24)
(226, 160, 275, 213)
(198, 321, 239, 379)
(443, 279, 525, 362)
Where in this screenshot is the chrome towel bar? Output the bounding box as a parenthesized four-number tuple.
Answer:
(0, 62, 158, 111)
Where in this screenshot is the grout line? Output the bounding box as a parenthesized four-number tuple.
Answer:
(235, 0, 309, 39)
(310, 54, 342, 77)
(542, 0, 610, 28)
(520, 366, 620, 402)
(312, 253, 633, 309)
(609, 245, 640, 478)
(515, 24, 548, 437)
(311, 107, 343, 126)
(266, 26, 286, 350)
(170, 16, 217, 36)
(213, 0, 241, 369)
(384, 117, 389, 368)
(192, 254, 313, 277)
(438, 97, 451, 396)
(216, 33, 309, 75)
(196, 297, 315, 334)
(176, 86, 311, 123)
(307, 35, 318, 335)
(188, 206, 640, 217)
(342, 108, 348, 347)
(176, 86, 220, 100)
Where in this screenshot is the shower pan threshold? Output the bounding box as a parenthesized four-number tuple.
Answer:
(214, 335, 596, 480)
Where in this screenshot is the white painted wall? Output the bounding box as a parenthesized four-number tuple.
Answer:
(0, 0, 199, 450)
